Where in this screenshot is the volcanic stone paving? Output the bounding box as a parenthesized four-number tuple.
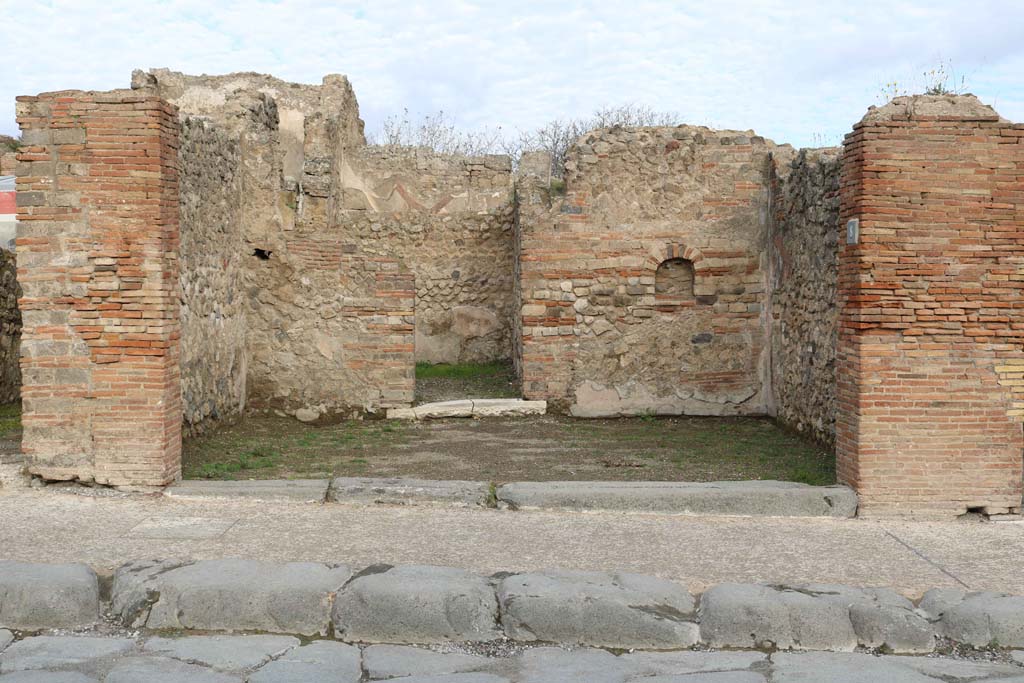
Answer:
(3, 635, 1024, 682)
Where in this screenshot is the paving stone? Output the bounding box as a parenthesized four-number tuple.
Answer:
(142, 635, 299, 671)
(921, 589, 1024, 648)
(770, 652, 957, 682)
(699, 583, 858, 651)
(495, 481, 857, 517)
(890, 656, 1023, 681)
(327, 478, 488, 507)
(625, 674, 765, 683)
(797, 584, 933, 653)
(165, 479, 329, 503)
(498, 570, 698, 649)
(1012, 650, 1024, 665)
(0, 632, 11, 654)
(513, 648, 634, 683)
(0, 561, 100, 630)
(0, 673, 98, 683)
(248, 641, 361, 683)
(105, 656, 242, 683)
(333, 565, 500, 643)
(384, 675, 510, 683)
(0, 636, 135, 673)
(112, 559, 351, 636)
(363, 645, 491, 679)
(619, 651, 766, 676)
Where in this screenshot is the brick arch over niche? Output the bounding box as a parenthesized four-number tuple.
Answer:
(647, 243, 706, 306)
(647, 243, 704, 270)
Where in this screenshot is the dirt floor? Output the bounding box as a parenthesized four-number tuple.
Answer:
(183, 413, 835, 485)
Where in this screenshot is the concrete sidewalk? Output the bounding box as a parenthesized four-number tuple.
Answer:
(0, 488, 1020, 598)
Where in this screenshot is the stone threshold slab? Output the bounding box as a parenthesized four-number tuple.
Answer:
(166, 477, 856, 518)
(387, 398, 547, 419)
(496, 480, 858, 518)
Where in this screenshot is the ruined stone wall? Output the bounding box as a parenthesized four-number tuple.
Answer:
(178, 117, 247, 435)
(768, 148, 841, 445)
(139, 69, 515, 418)
(138, 70, 414, 418)
(131, 69, 365, 183)
(16, 90, 182, 486)
(0, 248, 20, 405)
(337, 146, 515, 365)
(838, 95, 1024, 518)
(518, 126, 775, 416)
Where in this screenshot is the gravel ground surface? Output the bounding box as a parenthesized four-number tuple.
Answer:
(0, 486, 1020, 598)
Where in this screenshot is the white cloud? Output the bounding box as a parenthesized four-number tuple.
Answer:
(1, 0, 1023, 147)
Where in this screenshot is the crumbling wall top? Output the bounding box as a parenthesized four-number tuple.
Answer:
(859, 94, 1004, 124)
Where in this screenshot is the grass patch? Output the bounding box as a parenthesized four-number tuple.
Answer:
(415, 361, 508, 379)
(0, 403, 21, 439)
(414, 360, 520, 404)
(184, 413, 834, 485)
(183, 416, 411, 481)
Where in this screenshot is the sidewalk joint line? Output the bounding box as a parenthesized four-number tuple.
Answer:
(883, 529, 970, 589)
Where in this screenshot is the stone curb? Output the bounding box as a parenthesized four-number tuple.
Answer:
(6, 560, 1024, 654)
(167, 478, 858, 517)
(496, 480, 859, 517)
(326, 478, 488, 507)
(165, 479, 330, 503)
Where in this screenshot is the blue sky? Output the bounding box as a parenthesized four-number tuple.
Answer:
(1, 0, 1022, 148)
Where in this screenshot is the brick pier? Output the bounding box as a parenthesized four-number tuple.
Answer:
(15, 91, 182, 486)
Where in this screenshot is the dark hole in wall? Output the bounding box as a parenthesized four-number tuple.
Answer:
(253, 248, 272, 260)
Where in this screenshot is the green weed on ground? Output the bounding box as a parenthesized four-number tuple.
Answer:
(0, 403, 21, 438)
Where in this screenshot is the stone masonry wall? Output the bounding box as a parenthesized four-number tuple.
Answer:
(337, 146, 515, 365)
(178, 117, 247, 435)
(838, 95, 1024, 518)
(0, 248, 20, 405)
(140, 70, 515, 419)
(15, 90, 182, 486)
(768, 148, 841, 445)
(518, 126, 776, 416)
(138, 70, 414, 418)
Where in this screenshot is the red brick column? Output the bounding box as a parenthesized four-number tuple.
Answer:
(15, 90, 182, 486)
(838, 96, 1024, 517)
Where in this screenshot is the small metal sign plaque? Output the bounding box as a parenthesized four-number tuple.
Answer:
(846, 218, 860, 245)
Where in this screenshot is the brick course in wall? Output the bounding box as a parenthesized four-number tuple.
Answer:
(15, 90, 182, 486)
(838, 95, 1024, 517)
